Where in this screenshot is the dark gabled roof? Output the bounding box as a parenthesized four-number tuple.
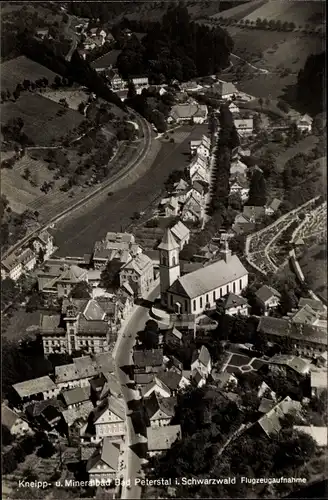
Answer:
(133, 349, 163, 368)
(257, 317, 327, 345)
(144, 392, 176, 420)
(220, 292, 248, 309)
(192, 345, 211, 367)
(62, 386, 91, 407)
(255, 285, 281, 303)
(90, 50, 122, 69)
(156, 370, 182, 391)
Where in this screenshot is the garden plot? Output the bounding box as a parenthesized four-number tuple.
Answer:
(38, 88, 90, 111)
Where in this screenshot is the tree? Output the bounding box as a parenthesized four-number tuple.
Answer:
(279, 287, 298, 316)
(277, 100, 290, 113)
(247, 170, 267, 206)
(54, 75, 62, 87)
(37, 439, 56, 458)
(78, 101, 85, 114)
(23, 79, 31, 91)
(23, 167, 31, 180)
(1, 90, 7, 102)
(70, 281, 92, 299)
(2, 424, 13, 446)
(1, 277, 17, 309)
(127, 79, 137, 99)
(100, 260, 122, 289)
(258, 97, 263, 109)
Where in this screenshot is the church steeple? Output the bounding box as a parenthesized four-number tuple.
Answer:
(158, 228, 180, 307)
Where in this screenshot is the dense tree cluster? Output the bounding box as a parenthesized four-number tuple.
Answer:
(116, 4, 233, 83)
(297, 52, 325, 114)
(126, 86, 175, 132)
(247, 169, 267, 206)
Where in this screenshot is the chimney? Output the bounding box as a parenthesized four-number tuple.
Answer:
(221, 240, 232, 264)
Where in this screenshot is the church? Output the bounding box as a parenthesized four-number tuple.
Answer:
(158, 228, 248, 315)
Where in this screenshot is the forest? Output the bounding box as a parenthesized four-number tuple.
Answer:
(297, 52, 325, 115)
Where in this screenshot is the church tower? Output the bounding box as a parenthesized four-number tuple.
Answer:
(158, 228, 180, 307)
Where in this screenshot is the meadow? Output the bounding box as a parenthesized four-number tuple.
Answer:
(1, 55, 59, 90)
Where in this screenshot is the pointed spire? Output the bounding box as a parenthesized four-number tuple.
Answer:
(158, 228, 179, 251)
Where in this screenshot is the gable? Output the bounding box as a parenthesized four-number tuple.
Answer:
(88, 459, 115, 473)
(95, 408, 123, 424)
(150, 409, 171, 421)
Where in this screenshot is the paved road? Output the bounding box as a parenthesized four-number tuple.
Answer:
(115, 284, 160, 499)
(53, 124, 208, 256)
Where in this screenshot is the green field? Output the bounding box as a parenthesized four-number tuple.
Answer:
(1, 93, 84, 146)
(1, 55, 59, 90)
(299, 242, 327, 302)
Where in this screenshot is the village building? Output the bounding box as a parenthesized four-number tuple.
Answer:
(2, 404, 32, 437)
(92, 232, 141, 270)
(37, 263, 88, 297)
(267, 354, 311, 376)
(119, 253, 154, 298)
(181, 193, 204, 222)
(141, 370, 189, 399)
(146, 425, 181, 457)
(234, 118, 254, 137)
(170, 221, 190, 250)
(311, 371, 327, 397)
(230, 159, 248, 177)
(62, 401, 94, 430)
(61, 386, 91, 410)
(229, 175, 249, 201)
(191, 346, 212, 379)
(212, 371, 238, 390)
(228, 102, 240, 115)
(217, 292, 249, 316)
(91, 50, 122, 73)
(32, 230, 55, 261)
(243, 205, 266, 222)
(87, 438, 120, 483)
(255, 285, 281, 315)
(159, 228, 248, 314)
(144, 393, 177, 428)
(13, 376, 60, 407)
(133, 349, 164, 375)
(40, 297, 122, 355)
(90, 372, 122, 405)
(54, 353, 115, 390)
(296, 114, 313, 133)
(211, 80, 237, 100)
(257, 317, 327, 356)
(81, 396, 125, 444)
(158, 196, 180, 217)
(251, 396, 303, 438)
(169, 103, 208, 124)
(265, 198, 282, 216)
(1, 248, 37, 281)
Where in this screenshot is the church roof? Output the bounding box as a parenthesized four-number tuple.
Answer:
(168, 255, 247, 299)
(158, 228, 179, 251)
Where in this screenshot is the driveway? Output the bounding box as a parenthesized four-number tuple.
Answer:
(114, 283, 160, 499)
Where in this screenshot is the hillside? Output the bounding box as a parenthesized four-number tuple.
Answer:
(243, 0, 325, 26)
(210, 0, 266, 20)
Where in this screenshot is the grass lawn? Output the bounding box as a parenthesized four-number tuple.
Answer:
(225, 365, 242, 374)
(1, 56, 59, 91)
(1, 93, 85, 146)
(251, 358, 267, 370)
(38, 88, 90, 111)
(229, 354, 252, 367)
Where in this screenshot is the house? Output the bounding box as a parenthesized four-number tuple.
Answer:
(37, 264, 88, 297)
(62, 385, 91, 409)
(147, 425, 181, 457)
(163, 327, 183, 348)
(133, 349, 164, 374)
(159, 196, 180, 217)
(142, 370, 189, 398)
(257, 317, 327, 356)
(230, 159, 248, 177)
(54, 353, 114, 390)
(255, 285, 281, 315)
(169, 103, 208, 124)
(170, 221, 190, 250)
(163, 237, 248, 315)
(228, 102, 240, 115)
(267, 354, 311, 376)
(232, 213, 256, 235)
(229, 176, 249, 201)
(144, 393, 177, 427)
(132, 77, 149, 91)
(90, 372, 122, 404)
(40, 298, 120, 355)
(111, 75, 125, 91)
(181, 193, 204, 222)
(87, 438, 120, 483)
(87, 270, 102, 288)
(311, 371, 327, 397)
(232, 146, 251, 160)
(172, 179, 190, 195)
(13, 376, 59, 406)
(32, 230, 55, 261)
(257, 381, 276, 402)
(1, 248, 37, 281)
(92, 232, 141, 270)
(190, 164, 209, 185)
(298, 298, 326, 316)
(2, 404, 32, 436)
(253, 396, 303, 438)
(243, 205, 266, 223)
(296, 114, 313, 133)
(212, 371, 238, 389)
(288, 304, 321, 326)
(119, 253, 154, 298)
(36, 28, 49, 39)
(62, 401, 94, 429)
(265, 198, 282, 216)
(81, 396, 125, 444)
(234, 118, 254, 137)
(91, 50, 122, 73)
(217, 292, 249, 316)
(293, 426, 327, 447)
(191, 346, 212, 378)
(198, 242, 220, 260)
(211, 80, 237, 100)
(25, 399, 63, 432)
(191, 369, 207, 387)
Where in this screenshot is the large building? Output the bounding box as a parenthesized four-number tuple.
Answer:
(158, 229, 248, 314)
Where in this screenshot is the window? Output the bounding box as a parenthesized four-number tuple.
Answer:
(193, 300, 196, 312)
(184, 300, 188, 313)
(239, 279, 242, 290)
(172, 256, 176, 266)
(233, 282, 236, 293)
(226, 285, 229, 294)
(220, 288, 223, 298)
(213, 291, 216, 301)
(70, 329, 74, 335)
(200, 297, 203, 308)
(170, 295, 173, 306)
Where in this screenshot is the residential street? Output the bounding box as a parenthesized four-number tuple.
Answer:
(114, 282, 160, 499)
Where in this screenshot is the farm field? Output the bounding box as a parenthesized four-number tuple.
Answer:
(37, 88, 90, 111)
(1, 55, 59, 90)
(298, 242, 327, 302)
(1, 93, 85, 146)
(210, 0, 266, 20)
(242, 0, 325, 26)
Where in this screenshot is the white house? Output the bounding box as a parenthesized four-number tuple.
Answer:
(311, 371, 327, 397)
(230, 159, 248, 177)
(144, 393, 176, 428)
(87, 438, 120, 483)
(234, 118, 254, 136)
(169, 103, 208, 124)
(217, 292, 249, 316)
(191, 346, 212, 378)
(32, 230, 55, 261)
(229, 177, 249, 201)
(265, 198, 282, 216)
(228, 102, 240, 115)
(181, 193, 204, 223)
(13, 376, 60, 406)
(2, 404, 32, 437)
(212, 80, 237, 100)
(81, 396, 125, 444)
(296, 114, 313, 133)
(255, 285, 281, 315)
(170, 221, 190, 249)
(1, 248, 37, 281)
